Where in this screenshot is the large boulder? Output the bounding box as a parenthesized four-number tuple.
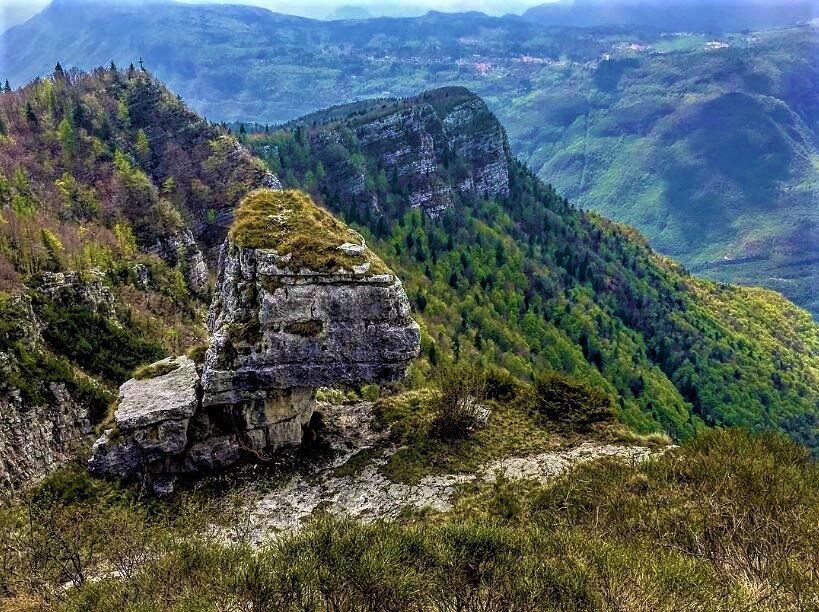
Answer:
(200, 245, 419, 404)
(89, 356, 199, 477)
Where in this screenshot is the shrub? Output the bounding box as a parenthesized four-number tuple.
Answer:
(429, 364, 488, 441)
(483, 366, 524, 402)
(185, 342, 209, 364)
(532, 370, 615, 430)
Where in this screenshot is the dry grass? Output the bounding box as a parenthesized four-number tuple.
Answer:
(229, 189, 389, 274)
(375, 387, 559, 484)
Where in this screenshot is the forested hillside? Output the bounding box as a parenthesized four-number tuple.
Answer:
(0, 69, 817, 611)
(0, 67, 278, 486)
(2, 0, 816, 313)
(246, 88, 819, 446)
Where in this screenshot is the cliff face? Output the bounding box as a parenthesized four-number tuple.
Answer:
(298, 88, 510, 218)
(0, 288, 103, 490)
(89, 190, 420, 490)
(202, 242, 419, 401)
(0, 382, 92, 490)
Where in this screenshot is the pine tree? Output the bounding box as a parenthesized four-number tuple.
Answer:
(25, 101, 37, 125)
(109, 61, 119, 83)
(54, 62, 64, 79)
(2, 80, 11, 93)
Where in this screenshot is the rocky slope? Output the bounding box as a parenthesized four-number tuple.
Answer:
(291, 88, 510, 218)
(89, 189, 420, 491)
(228, 400, 665, 541)
(0, 294, 93, 488)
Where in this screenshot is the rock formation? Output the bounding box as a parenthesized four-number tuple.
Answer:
(89, 189, 420, 490)
(302, 87, 510, 218)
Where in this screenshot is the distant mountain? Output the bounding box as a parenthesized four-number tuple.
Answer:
(1, 0, 816, 315)
(329, 5, 373, 20)
(524, 1, 816, 32)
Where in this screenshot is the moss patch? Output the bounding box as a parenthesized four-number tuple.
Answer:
(332, 447, 381, 478)
(229, 189, 390, 275)
(133, 358, 180, 380)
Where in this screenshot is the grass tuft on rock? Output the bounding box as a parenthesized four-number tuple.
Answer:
(229, 189, 389, 275)
(133, 358, 181, 380)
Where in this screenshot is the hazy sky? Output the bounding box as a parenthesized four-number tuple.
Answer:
(1, 0, 810, 32)
(0, 0, 547, 30)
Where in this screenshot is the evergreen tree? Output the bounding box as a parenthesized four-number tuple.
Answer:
(25, 102, 37, 125)
(108, 61, 119, 83)
(3, 80, 11, 93)
(54, 62, 64, 79)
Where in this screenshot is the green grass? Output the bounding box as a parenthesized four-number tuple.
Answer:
(229, 189, 389, 275)
(2, 428, 815, 611)
(375, 388, 560, 484)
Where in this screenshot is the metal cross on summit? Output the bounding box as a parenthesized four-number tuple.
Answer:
(138, 57, 145, 71)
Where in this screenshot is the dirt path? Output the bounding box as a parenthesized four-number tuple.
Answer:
(241, 402, 661, 543)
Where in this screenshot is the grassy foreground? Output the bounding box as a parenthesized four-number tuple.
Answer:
(0, 428, 816, 611)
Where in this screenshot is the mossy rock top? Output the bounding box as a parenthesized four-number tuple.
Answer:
(229, 189, 390, 275)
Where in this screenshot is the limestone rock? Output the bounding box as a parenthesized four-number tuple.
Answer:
(185, 436, 241, 471)
(0, 381, 92, 490)
(201, 242, 420, 404)
(88, 190, 420, 486)
(115, 357, 199, 431)
(89, 356, 198, 477)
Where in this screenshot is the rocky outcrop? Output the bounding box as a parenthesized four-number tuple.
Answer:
(88, 356, 199, 477)
(35, 269, 117, 318)
(202, 242, 419, 401)
(89, 191, 420, 490)
(154, 230, 211, 296)
(0, 382, 93, 490)
(311, 88, 510, 217)
(0, 296, 95, 490)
